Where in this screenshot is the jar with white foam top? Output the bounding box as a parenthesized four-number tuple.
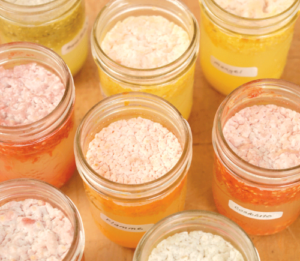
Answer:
(212, 79, 300, 235)
(0, 179, 85, 261)
(91, 0, 200, 119)
(74, 92, 193, 248)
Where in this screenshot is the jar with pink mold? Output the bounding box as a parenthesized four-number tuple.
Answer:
(74, 92, 193, 248)
(212, 79, 300, 235)
(0, 179, 85, 261)
(0, 42, 76, 188)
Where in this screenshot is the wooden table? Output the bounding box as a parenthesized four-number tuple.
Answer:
(61, 0, 300, 260)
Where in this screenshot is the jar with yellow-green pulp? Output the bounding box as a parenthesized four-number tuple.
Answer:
(0, 0, 89, 75)
(199, 0, 300, 95)
(91, 0, 200, 119)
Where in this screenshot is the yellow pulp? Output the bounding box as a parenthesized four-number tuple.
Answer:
(83, 175, 187, 248)
(97, 63, 196, 119)
(200, 7, 296, 95)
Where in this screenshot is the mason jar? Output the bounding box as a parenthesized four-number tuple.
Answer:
(0, 179, 85, 261)
(74, 92, 193, 248)
(0, 0, 89, 75)
(199, 0, 300, 95)
(133, 210, 260, 261)
(0, 42, 76, 188)
(91, 0, 200, 119)
(212, 79, 300, 235)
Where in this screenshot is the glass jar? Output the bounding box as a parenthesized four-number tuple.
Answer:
(199, 0, 300, 95)
(91, 0, 200, 119)
(0, 0, 88, 75)
(212, 79, 300, 235)
(74, 92, 193, 248)
(0, 42, 76, 188)
(133, 210, 260, 261)
(0, 178, 85, 261)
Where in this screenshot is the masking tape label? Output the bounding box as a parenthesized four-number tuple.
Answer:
(100, 213, 154, 232)
(229, 200, 283, 220)
(211, 56, 258, 77)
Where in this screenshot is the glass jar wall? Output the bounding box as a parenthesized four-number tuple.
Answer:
(0, 0, 89, 75)
(91, 0, 200, 119)
(133, 210, 260, 261)
(0, 42, 76, 188)
(199, 0, 300, 95)
(212, 79, 300, 235)
(74, 92, 193, 248)
(0, 179, 85, 261)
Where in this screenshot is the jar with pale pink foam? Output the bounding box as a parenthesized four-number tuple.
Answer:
(0, 42, 76, 188)
(74, 92, 192, 248)
(212, 79, 300, 236)
(0, 179, 85, 261)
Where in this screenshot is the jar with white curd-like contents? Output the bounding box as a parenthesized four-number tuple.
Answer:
(91, 0, 200, 119)
(0, 42, 76, 188)
(0, 0, 88, 75)
(199, 0, 300, 95)
(133, 210, 260, 261)
(74, 92, 192, 248)
(0, 179, 85, 261)
(213, 79, 300, 235)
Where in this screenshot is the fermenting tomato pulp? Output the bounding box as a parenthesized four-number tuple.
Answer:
(83, 173, 187, 248)
(74, 93, 193, 248)
(0, 111, 76, 188)
(0, 42, 76, 188)
(212, 79, 300, 235)
(213, 156, 300, 235)
(91, 0, 199, 119)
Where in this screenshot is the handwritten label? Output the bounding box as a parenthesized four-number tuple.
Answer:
(211, 56, 258, 77)
(229, 200, 283, 220)
(61, 18, 88, 55)
(100, 213, 154, 232)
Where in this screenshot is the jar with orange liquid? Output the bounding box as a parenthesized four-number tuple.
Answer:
(0, 42, 76, 188)
(212, 79, 300, 235)
(74, 92, 192, 248)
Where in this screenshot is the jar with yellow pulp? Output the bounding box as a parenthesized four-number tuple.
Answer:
(91, 0, 200, 119)
(0, 0, 89, 75)
(199, 0, 300, 95)
(74, 93, 193, 248)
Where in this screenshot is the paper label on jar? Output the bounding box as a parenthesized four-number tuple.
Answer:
(61, 18, 88, 55)
(100, 213, 154, 232)
(229, 200, 283, 220)
(211, 56, 258, 77)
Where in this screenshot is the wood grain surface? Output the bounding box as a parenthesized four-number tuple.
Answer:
(60, 0, 300, 260)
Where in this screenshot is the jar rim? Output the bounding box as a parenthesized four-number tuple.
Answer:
(74, 92, 192, 199)
(91, 0, 200, 85)
(134, 210, 260, 261)
(213, 78, 300, 184)
(0, 42, 74, 141)
(201, 0, 300, 34)
(0, 178, 85, 261)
